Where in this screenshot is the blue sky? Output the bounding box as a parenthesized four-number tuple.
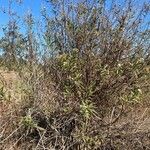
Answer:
(0, 0, 149, 37)
(0, 0, 44, 36)
(0, 0, 42, 21)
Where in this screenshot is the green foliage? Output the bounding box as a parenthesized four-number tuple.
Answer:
(121, 87, 143, 103)
(0, 86, 5, 101)
(80, 100, 96, 119)
(21, 114, 36, 128)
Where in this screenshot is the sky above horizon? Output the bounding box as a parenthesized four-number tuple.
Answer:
(0, 0, 42, 20)
(0, 0, 149, 37)
(0, 0, 44, 37)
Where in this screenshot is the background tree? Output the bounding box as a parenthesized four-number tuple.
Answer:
(0, 0, 25, 70)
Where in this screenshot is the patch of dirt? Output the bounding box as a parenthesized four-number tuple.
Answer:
(0, 70, 19, 87)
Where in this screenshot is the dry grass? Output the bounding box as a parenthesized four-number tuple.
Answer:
(0, 69, 149, 150)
